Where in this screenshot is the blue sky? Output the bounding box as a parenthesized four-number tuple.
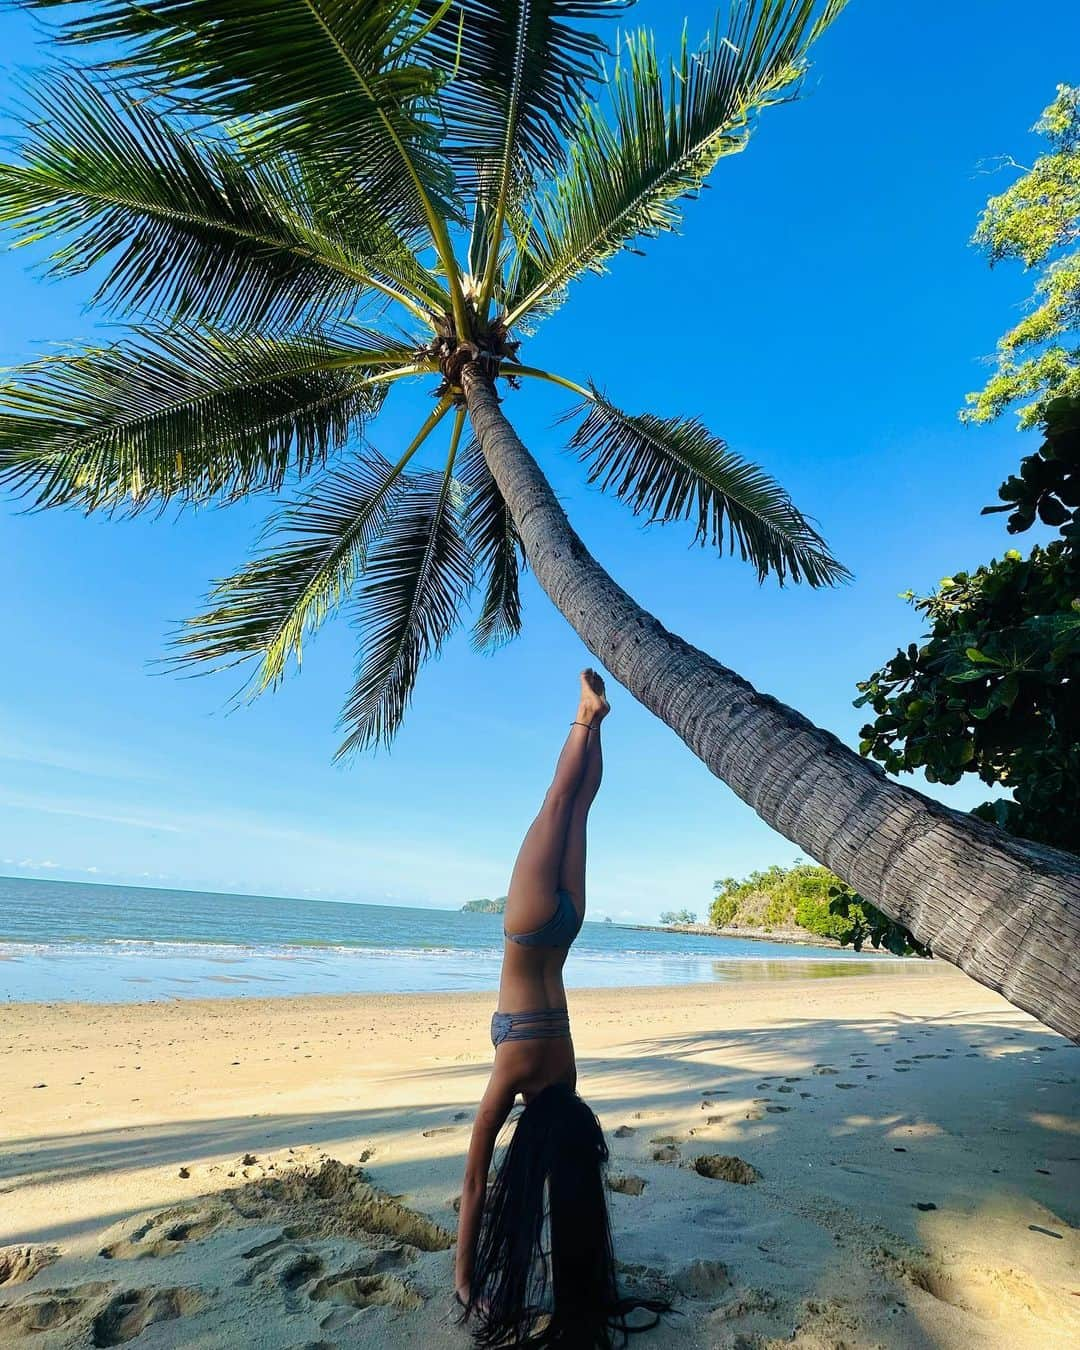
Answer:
(1, 1, 1074, 921)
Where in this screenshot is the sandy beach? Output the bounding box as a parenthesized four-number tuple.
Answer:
(0, 965, 1077, 1349)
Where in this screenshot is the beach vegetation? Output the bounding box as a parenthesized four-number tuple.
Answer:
(658, 909, 696, 926)
(1, 2, 1077, 1037)
(709, 863, 930, 956)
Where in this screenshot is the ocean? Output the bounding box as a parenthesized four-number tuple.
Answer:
(0, 874, 919, 1003)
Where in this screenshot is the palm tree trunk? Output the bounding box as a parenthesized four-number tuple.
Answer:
(462, 367, 1080, 1043)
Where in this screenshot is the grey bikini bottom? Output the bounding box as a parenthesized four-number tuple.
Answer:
(490, 1008, 571, 1047)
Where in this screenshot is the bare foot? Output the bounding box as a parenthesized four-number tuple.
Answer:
(578, 668, 610, 724)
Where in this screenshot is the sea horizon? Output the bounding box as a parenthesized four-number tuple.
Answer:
(0, 873, 918, 1003)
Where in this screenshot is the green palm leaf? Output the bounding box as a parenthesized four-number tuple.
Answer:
(434, 2, 619, 174)
(460, 436, 524, 648)
(439, 0, 622, 308)
(339, 442, 474, 754)
(564, 388, 849, 586)
(0, 326, 407, 512)
(0, 67, 444, 328)
(505, 0, 846, 324)
(24, 0, 462, 235)
(171, 451, 414, 689)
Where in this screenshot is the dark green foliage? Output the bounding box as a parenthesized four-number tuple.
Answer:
(856, 399, 1080, 855)
(708, 862, 926, 954)
(982, 395, 1080, 541)
(825, 884, 932, 957)
(659, 908, 697, 924)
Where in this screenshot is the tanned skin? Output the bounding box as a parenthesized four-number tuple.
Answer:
(454, 669, 609, 1306)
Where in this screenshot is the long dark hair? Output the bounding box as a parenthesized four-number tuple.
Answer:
(465, 1082, 667, 1348)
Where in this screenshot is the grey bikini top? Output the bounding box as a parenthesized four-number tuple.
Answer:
(504, 888, 583, 949)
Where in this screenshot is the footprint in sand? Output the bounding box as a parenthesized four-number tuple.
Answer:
(674, 1259, 730, 1299)
(0, 1245, 60, 1287)
(614, 1125, 634, 1138)
(607, 1175, 647, 1196)
(777, 1086, 794, 1094)
(237, 1240, 325, 1302)
(902, 1255, 1060, 1323)
(92, 1286, 204, 1347)
(814, 1067, 839, 1076)
(652, 1145, 681, 1163)
(421, 1125, 457, 1137)
(100, 1206, 226, 1260)
(692, 1155, 761, 1184)
(765, 1105, 790, 1114)
(0, 1282, 112, 1337)
(310, 1268, 422, 1321)
(835, 1083, 859, 1090)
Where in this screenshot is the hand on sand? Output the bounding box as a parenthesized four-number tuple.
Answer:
(579, 668, 610, 726)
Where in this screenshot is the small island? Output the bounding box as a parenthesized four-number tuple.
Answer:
(461, 896, 507, 914)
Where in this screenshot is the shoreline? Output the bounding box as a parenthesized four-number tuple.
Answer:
(1, 966, 1076, 1348)
(632, 921, 849, 947)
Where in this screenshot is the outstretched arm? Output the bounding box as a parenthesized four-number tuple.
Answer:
(454, 1072, 516, 1305)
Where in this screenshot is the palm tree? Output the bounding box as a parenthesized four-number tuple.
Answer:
(1, 0, 1077, 1040)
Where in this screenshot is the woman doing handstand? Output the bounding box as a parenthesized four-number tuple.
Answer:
(454, 670, 665, 1348)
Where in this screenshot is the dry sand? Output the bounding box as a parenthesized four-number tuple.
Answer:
(0, 965, 1077, 1349)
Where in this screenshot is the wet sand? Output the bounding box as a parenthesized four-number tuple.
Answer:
(0, 965, 1077, 1348)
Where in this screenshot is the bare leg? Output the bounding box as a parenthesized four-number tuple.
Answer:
(504, 671, 609, 935)
(557, 726, 602, 910)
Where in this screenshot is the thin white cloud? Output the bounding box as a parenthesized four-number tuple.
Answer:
(0, 793, 184, 834)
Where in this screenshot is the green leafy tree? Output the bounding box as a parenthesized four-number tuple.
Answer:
(963, 85, 1080, 428)
(1, 2, 1078, 1038)
(707, 861, 927, 954)
(659, 908, 697, 925)
(857, 400, 1080, 854)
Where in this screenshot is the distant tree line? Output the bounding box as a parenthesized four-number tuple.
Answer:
(461, 896, 507, 914)
(658, 908, 697, 925)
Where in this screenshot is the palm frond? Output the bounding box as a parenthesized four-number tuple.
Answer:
(433, 2, 619, 179)
(338, 437, 474, 754)
(0, 67, 444, 328)
(171, 451, 415, 688)
(564, 387, 849, 586)
(460, 434, 524, 648)
(505, 0, 846, 324)
(436, 2, 624, 307)
(0, 326, 407, 513)
(23, 0, 462, 237)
